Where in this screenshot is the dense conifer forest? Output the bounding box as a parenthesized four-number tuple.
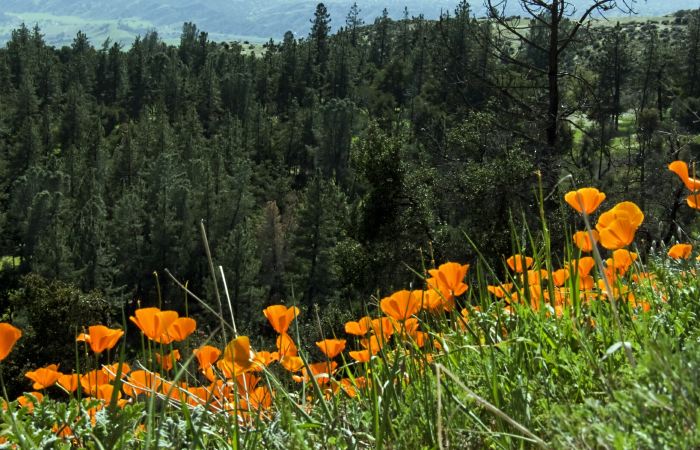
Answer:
(0, 0, 699, 417)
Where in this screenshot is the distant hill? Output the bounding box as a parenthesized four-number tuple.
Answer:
(0, 0, 696, 46)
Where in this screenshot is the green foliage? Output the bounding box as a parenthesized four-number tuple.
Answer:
(0, 256, 698, 448)
(4, 274, 116, 396)
(551, 337, 700, 448)
(0, 6, 697, 318)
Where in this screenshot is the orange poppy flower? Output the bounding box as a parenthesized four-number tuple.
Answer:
(186, 386, 211, 407)
(572, 230, 599, 253)
(632, 271, 656, 284)
(551, 287, 569, 307)
(668, 161, 700, 192)
(194, 345, 221, 370)
(564, 187, 606, 214)
(292, 361, 337, 384)
(460, 307, 472, 327)
(487, 284, 513, 298)
(345, 317, 372, 336)
(336, 378, 361, 398)
(524, 284, 545, 310)
(360, 334, 386, 354)
(506, 254, 533, 273)
(276, 332, 298, 357)
(401, 318, 427, 347)
(216, 358, 242, 379)
(162, 317, 197, 344)
(95, 384, 122, 402)
(280, 355, 304, 372)
(155, 350, 181, 371)
(57, 374, 80, 393)
(580, 275, 595, 290)
(252, 351, 278, 369)
(156, 379, 184, 400)
(206, 378, 231, 400)
(552, 303, 565, 318)
(199, 366, 217, 383)
(597, 278, 631, 300)
(0, 323, 22, 361)
(101, 362, 131, 380)
(595, 202, 644, 250)
(349, 350, 372, 362)
(76, 325, 124, 354)
(411, 290, 442, 312)
(551, 268, 569, 287)
(129, 307, 179, 343)
(570, 257, 596, 278)
(688, 193, 700, 210)
(246, 386, 273, 410)
(520, 269, 548, 286)
(369, 317, 394, 338)
(235, 373, 260, 395)
(17, 392, 43, 412)
(423, 288, 457, 312)
(668, 243, 693, 260)
(380, 290, 421, 321)
(124, 370, 161, 397)
(80, 369, 111, 395)
(213, 363, 235, 382)
(609, 249, 637, 275)
(316, 339, 346, 359)
(52, 422, 74, 438)
(263, 305, 300, 334)
(629, 296, 651, 313)
(418, 289, 438, 311)
(26, 364, 62, 390)
(223, 336, 254, 371)
(427, 262, 469, 299)
(601, 264, 617, 287)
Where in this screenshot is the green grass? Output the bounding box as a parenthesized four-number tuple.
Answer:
(3, 255, 699, 448)
(616, 112, 636, 135)
(1, 187, 699, 448)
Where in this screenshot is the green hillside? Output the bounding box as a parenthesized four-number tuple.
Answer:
(0, 0, 697, 45)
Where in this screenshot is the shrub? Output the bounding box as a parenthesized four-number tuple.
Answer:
(4, 274, 116, 396)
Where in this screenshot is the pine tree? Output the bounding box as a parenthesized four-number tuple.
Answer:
(289, 174, 346, 308)
(97, 41, 128, 106)
(126, 36, 147, 117)
(684, 10, 700, 97)
(370, 8, 391, 68)
(277, 31, 298, 111)
(5, 24, 37, 87)
(67, 31, 96, 91)
(345, 2, 364, 48)
(256, 201, 288, 304)
(310, 3, 332, 86)
(108, 186, 147, 296)
(315, 98, 355, 184)
(196, 55, 222, 134)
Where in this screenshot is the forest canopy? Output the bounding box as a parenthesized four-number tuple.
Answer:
(0, 2, 699, 392)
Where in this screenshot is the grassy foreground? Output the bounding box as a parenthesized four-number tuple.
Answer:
(0, 165, 699, 449)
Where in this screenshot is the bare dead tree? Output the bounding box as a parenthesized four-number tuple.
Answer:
(484, 0, 634, 178)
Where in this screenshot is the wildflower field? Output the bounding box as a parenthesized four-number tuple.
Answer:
(1, 161, 700, 449)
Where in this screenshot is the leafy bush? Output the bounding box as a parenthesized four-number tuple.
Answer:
(4, 274, 116, 396)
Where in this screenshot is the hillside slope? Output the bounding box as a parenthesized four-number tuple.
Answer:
(1, 0, 695, 45)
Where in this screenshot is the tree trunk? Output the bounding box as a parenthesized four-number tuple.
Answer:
(542, 0, 561, 194)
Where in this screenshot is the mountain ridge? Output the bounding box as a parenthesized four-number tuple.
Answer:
(0, 0, 695, 46)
